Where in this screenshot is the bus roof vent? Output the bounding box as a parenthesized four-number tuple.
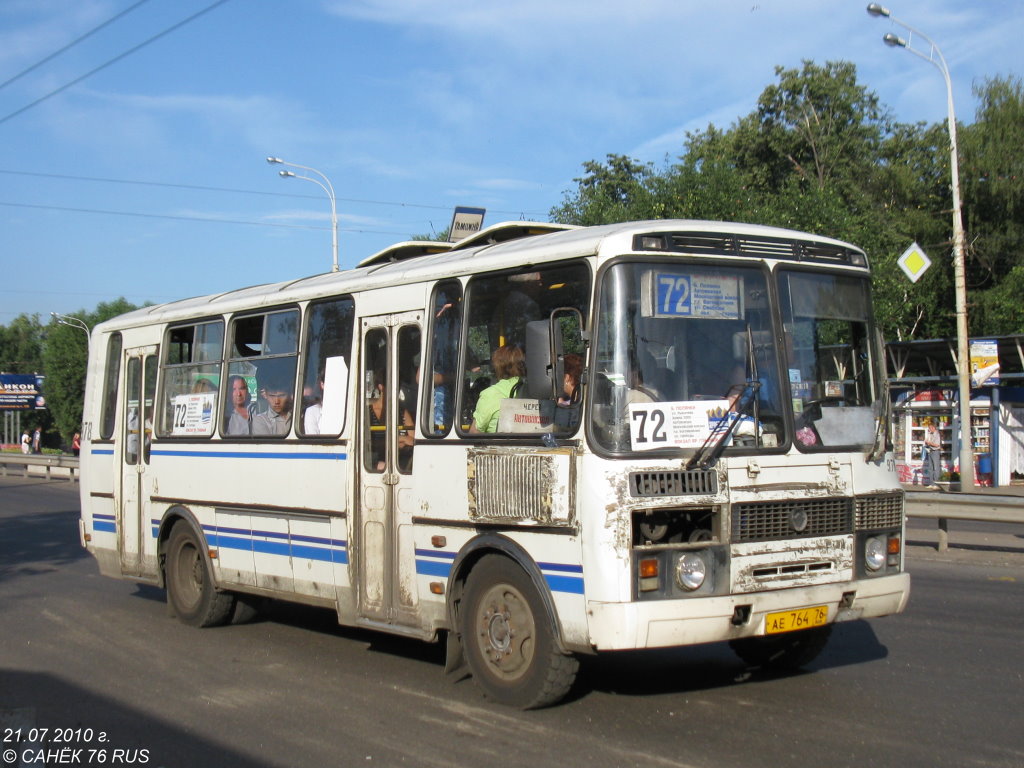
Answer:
(665, 233, 737, 254)
(798, 241, 865, 266)
(448, 221, 577, 252)
(358, 240, 453, 268)
(635, 231, 867, 267)
(735, 236, 798, 258)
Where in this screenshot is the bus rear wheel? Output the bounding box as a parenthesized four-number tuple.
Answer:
(165, 523, 234, 628)
(729, 625, 832, 671)
(460, 555, 578, 709)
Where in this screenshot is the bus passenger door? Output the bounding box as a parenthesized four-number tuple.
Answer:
(118, 346, 157, 577)
(356, 313, 422, 627)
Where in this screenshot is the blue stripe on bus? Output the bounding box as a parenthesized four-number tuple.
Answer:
(544, 574, 585, 594)
(91, 448, 115, 455)
(414, 548, 456, 560)
(538, 561, 584, 574)
(412, 551, 585, 595)
(199, 524, 349, 565)
(415, 559, 453, 577)
(150, 449, 346, 460)
(92, 513, 116, 533)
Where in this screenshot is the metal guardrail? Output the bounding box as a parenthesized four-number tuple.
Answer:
(905, 491, 1024, 552)
(1, 456, 1017, 551)
(0, 454, 79, 482)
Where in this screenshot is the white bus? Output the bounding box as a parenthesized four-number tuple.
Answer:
(79, 219, 909, 708)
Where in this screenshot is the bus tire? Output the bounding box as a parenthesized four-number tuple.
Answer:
(729, 625, 832, 671)
(460, 555, 578, 709)
(165, 522, 234, 628)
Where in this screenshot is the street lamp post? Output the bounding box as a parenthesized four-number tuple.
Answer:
(50, 312, 90, 338)
(266, 157, 339, 273)
(867, 3, 975, 490)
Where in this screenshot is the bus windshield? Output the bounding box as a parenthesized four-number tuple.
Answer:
(779, 270, 881, 450)
(592, 262, 784, 454)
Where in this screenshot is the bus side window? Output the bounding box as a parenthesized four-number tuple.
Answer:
(458, 261, 590, 437)
(425, 281, 462, 436)
(396, 324, 420, 473)
(299, 296, 354, 437)
(100, 332, 122, 440)
(227, 309, 299, 439)
(157, 320, 224, 438)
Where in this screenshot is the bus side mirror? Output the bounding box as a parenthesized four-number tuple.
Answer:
(524, 308, 585, 401)
(525, 320, 554, 399)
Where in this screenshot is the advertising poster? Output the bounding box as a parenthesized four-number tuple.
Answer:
(0, 374, 46, 410)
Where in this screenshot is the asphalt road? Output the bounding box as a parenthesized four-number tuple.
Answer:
(2, 476, 1022, 768)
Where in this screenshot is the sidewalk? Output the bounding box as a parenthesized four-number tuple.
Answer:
(902, 481, 1024, 496)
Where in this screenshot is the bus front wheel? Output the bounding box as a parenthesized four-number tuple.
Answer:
(460, 555, 578, 709)
(729, 625, 832, 671)
(165, 523, 234, 628)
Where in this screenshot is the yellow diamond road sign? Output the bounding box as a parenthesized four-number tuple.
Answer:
(897, 241, 932, 283)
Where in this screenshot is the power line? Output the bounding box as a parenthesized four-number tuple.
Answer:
(0, 168, 551, 217)
(0, 0, 154, 92)
(0, 0, 233, 127)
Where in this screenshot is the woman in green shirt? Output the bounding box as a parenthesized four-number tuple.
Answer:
(470, 345, 525, 433)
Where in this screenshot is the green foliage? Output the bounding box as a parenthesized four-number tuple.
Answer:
(411, 228, 450, 242)
(40, 298, 141, 444)
(552, 63, 1024, 341)
(0, 314, 44, 373)
(961, 76, 1024, 298)
(550, 154, 664, 225)
(0, 314, 53, 446)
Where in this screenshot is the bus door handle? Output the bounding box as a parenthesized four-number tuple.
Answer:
(382, 473, 399, 486)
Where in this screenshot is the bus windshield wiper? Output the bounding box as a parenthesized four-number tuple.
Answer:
(685, 380, 761, 471)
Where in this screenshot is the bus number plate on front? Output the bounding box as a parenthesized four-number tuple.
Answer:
(765, 605, 829, 635)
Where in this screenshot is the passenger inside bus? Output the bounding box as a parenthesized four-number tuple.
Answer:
(252, 374, 293, 436)
(367, 367, 414, 470)
(469, 345, 525, 433)
(558, 353, 583, 406)
(303, 367, 325, 435)
(224, 375, 255, 435)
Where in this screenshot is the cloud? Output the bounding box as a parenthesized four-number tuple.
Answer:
(0, 0, 113, 72)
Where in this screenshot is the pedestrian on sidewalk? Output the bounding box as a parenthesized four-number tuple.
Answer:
(21, 429, 31, 454)
(924, 418, 942, 487)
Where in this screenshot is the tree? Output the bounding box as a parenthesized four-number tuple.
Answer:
(550, 58, 991, 342)
(749, 61, 890, 194)
(0, 314, 44, 374)
(550, 154, 662, 225)
(42, 298, 140, 443)
(961, 75, 1024, 333)
(0, 314, 53, 448)
(412, 228, 451, 242)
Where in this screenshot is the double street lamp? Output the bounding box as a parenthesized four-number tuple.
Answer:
(867, 3, 975, 489)
(266, 157, 339, 273)
(50, 312, 90, 338)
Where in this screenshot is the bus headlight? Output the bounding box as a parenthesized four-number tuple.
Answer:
(864, 536, 886, 572)
(676, 553, 707, 591)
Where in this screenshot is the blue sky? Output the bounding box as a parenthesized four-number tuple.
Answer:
(2, 0, 1022, 323)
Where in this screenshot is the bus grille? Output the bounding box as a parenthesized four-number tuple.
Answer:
(470, 452, 559, 524)
(731, 498, 852, 542)
(854, 492, 904, 530)
(629, 470, 718, 497)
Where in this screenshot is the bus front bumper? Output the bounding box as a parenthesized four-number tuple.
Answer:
(585, 572, 910, 651)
